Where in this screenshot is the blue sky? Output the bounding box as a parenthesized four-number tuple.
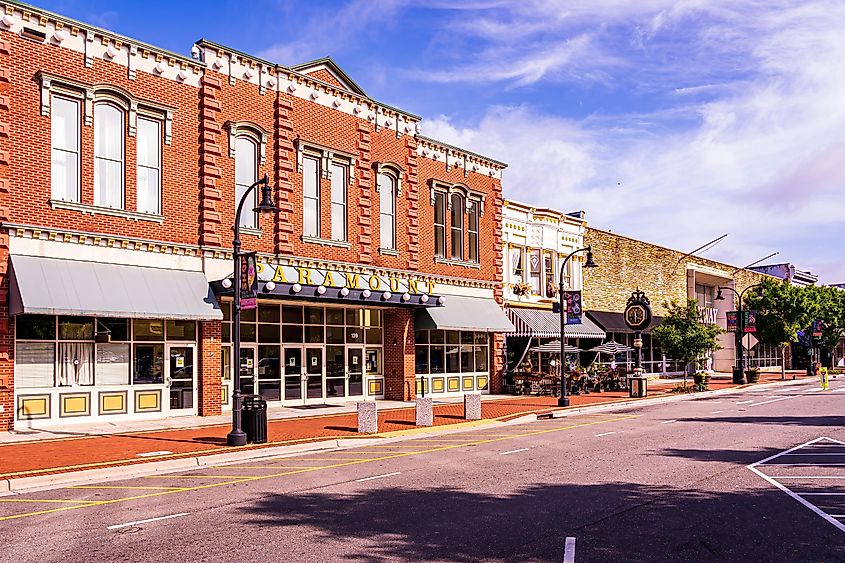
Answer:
(38, 0, 845, 282)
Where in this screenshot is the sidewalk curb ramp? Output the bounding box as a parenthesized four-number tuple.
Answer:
(0, 377, 811, 496)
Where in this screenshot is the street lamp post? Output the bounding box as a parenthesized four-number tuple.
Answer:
(227, 173, 280, 447)
(715, 283, 764, 386)
(558, 246, 598, 407)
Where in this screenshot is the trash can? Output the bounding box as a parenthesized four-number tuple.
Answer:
(628, 376, 647, 398)
(732, 367, 745, 384)
(242, 396, 268, 444)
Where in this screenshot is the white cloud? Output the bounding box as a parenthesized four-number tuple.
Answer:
(420, 1, 845, 282)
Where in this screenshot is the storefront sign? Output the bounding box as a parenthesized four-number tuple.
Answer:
(257, 263, 436, 295)
(726, 311, 738, 332)
(743, 310, 757, 333)
(699, 307, 718, 325)
(564, 291, 582, 325)
(240, 252, 258, 310)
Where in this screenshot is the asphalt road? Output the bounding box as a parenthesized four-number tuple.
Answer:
(2, 377, 844, 562)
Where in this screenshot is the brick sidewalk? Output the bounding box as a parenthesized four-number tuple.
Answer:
(0, 372, 812, 479)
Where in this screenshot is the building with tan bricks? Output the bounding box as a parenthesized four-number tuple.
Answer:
(0, 0, 512, 431)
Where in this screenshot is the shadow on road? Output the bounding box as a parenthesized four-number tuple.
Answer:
(238, 481, 844, 562)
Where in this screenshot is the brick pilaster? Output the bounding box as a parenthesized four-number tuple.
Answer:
(383, 308, 415, 401)
(274, 96, 296, 254)
(405, 136, 420, 270)
(356, 122, 373, 263)
(0, 36, 11, 431)
(199, 73, 224, 247)
(198, 320, 222, 416)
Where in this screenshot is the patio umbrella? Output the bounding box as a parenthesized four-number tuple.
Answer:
(529, 340, 582, 354)
(589, 341, 634, 354)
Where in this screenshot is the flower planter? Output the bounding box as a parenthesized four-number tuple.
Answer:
(745, 369, 760, 384)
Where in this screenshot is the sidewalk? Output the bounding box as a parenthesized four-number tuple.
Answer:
(0, 371, 813, 480)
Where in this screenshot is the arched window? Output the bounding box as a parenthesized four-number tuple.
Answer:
(94, 102, 125, 208)
(378, 172, 397, 251)
(450, 193, 464, 260)
(235, 136, 258, 228)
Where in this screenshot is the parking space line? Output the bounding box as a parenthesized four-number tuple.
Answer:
(208, 465, 329, 470)
(0, 413, 639, 523)
(107, 512, 190, 530)
(563, 536, 576, 563)
(711, 410, 724, 414)
(661, 419, 677, 424)
(500, 448, 529, 455)
(596, 432, 616, 437)
(356, 472, 401, 482)
(748, 397, 794, 407)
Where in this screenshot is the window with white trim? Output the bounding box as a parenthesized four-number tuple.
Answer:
(468, 200, 479, 263)
(235, 136, 258, 228)
(94, 102, 125, 208)
(434, 191, 446, 258)
(378, 172, 397, 251)
(330, 162, 348, 241)
(450, 193, 464, 260)
(50, 95, 80, 202)
(136, 117, 161, 214)
(303, 155, 321, 237)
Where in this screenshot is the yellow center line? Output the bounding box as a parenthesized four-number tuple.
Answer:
(0, 498, 100, 504)
(0, 414, 638, 523)
(144, 475, 255, 480)
(69, 485, 189, 491)
(207, 465, 331, 470)
(265, 457, 387, 461)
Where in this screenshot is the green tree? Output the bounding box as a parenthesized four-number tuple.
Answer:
(804, 285, 845, 367)
(651, 299, 723, 385)
(744, 278, 810, 379)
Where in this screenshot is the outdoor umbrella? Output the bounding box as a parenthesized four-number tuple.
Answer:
(529, 340, 582, 354)
(589, 341, 634, 354)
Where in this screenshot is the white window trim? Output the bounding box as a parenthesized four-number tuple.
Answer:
(428, 180, 486, 217)
(235, 136, 260, 229)
(330, 161, 348, 242)
(136, 116, 162, 215)
(93, 101, 126, 210)
(50, 94, 81, 203)
(295, 138, 356, 185)
(38, 71, 174, 144)
(226, 121, 268, 165)
(373, 162, 404, 196)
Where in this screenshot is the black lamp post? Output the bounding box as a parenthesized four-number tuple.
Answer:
(227, 173, 280, 447)
(558, 246, 598, 407)
(715, 283, 764, 386)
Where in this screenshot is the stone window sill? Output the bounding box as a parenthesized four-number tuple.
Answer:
(378, 247, 399, 256)
(239, 226, 262, 238)
(302, 235, 352, 249)
(49, 199, 164, 223)
(435, 256, 481, 269)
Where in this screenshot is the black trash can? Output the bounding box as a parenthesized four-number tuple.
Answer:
(242, 396, 268, 444)
(628, 376, 647, 398)
(732, 367, 745, 384)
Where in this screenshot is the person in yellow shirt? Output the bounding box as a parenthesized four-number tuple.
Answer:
(817, 363, 829, 390)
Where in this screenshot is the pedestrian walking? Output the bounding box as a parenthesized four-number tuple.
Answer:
(816, 363, 829, 390)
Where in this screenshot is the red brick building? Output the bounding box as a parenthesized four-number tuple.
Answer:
(0, 1, 512, 430)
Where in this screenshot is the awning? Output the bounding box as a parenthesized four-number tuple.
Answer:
(506, 307, 606, 339)
(9, 255, 222, 320)
(529, 340, 582, 354)
(415, 296, 514, 332)
(587, 310, 662, 334)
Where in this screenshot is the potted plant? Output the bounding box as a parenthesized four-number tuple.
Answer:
(511, 281, 532, 299)
(746, 367, 760, 383)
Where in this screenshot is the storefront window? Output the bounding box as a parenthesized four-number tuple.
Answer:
(134, 320, 164, 341)
(16, 342, 55, 388)
(16, 315, 56, 340)
(99, 318, 129, 341)
(133, 343, 164, 384)
(366, 348, 382, 375)
(96, 343, 130, 385)
(414, 330, 490, 377)
(166, 321, 196, 341)
(59, 316, 94, 340)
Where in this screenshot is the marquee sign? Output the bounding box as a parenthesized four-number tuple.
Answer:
(256, 263, 437, 295)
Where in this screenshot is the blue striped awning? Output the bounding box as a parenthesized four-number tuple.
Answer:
(505, 307, 606, 339)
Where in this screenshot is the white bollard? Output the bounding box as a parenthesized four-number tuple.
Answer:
(415, 397, 433, 427)
(357, 401, 378, 434)
(464, 393, 482, 420)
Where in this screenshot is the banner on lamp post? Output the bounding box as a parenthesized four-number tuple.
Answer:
(742, 310, 757, 333)
(240, 252, 258, 310)
(564, 291, 582, 325)
(726, 311, 738, 332)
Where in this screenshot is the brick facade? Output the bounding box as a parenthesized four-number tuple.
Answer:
(0, 2, 507, 430)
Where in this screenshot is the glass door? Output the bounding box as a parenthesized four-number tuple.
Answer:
(283, 347, 304, 403)
(325, 345, 346, 399)
(239, 345, 257, 397)
(166, 344, 196, 415)
(305, 347, 324, 402)
(221, 345, 232, 409)
(347, 347, 364, 398)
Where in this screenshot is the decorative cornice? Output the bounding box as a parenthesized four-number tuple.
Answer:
(415, 136, 505, 180)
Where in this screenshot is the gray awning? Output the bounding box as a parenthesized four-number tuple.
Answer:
(415, 296, 514, 333)
(9, 255, 222, 320)
(506, 307, 606, 339)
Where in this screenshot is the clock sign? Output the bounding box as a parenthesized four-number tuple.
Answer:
(624, 289, 652, 331)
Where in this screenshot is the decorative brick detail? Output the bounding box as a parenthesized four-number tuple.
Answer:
(274, 96, 296, 254)
(198, 320, 222, 416)
(383, 308, 416, 401)
(405, 136, 420, 270)
(356, 122, 373, 263)
(199, 71, 223, 247)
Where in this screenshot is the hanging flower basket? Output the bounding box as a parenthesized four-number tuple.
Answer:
(511, 282, 532, 298)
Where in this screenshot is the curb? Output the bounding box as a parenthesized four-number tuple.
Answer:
(0, 377, 813, 495)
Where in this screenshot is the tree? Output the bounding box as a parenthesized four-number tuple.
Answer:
(804, 285, 845, 367)
(651, 299, 723, 385)
(744, 278, 810, 379)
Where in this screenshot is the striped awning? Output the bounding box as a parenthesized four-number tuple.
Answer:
(505, 307, 606, 339)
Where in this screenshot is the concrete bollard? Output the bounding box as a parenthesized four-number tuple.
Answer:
(415, 397, 433, 427)
(357, 401, 378, 434)
(464, 393, 482, 420)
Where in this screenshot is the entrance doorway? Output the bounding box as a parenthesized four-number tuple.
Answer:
(166, 344, 196, 415)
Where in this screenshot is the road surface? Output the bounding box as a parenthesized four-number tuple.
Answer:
(2, 377, 844, 562)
